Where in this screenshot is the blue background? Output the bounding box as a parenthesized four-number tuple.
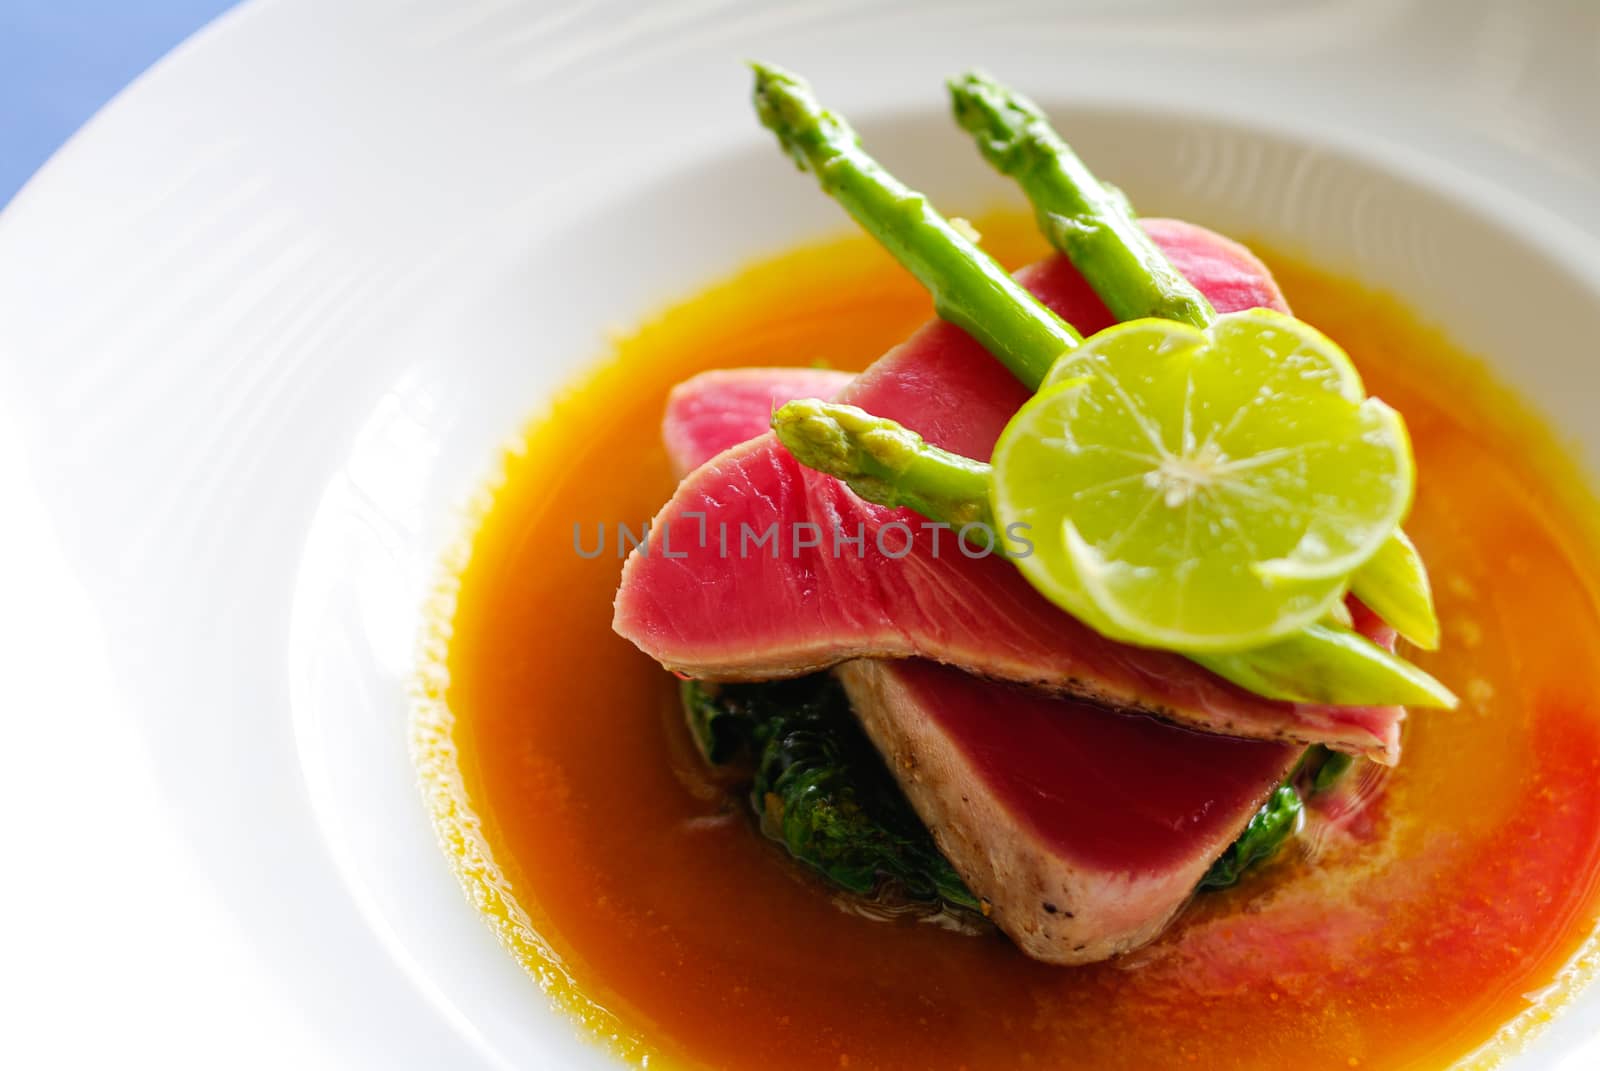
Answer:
(2, 1, 237, 205)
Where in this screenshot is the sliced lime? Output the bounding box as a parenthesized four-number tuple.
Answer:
(991, 308, 1414, 653)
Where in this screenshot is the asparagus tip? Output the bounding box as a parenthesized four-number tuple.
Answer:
(747, 59, 791, 84)
(772, 399, 923, 482)
(772, 398, 855, 478)
(750, 62, 831, 172)
(946, 70, 1049, 175)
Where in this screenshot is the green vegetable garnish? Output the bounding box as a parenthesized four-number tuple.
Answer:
(1198, 745, 1360, 891)
(1301, 744, 1357, 795)
(1198, 784, 1304, 891)
(752, 63, 1454, 702)
(946, 70, 1215, 330)
(753, 62, 1079, 389)
(681, 677, 981, 914)
(1346, 529, 1440, 650)
(1186, 624, 1453, 708)
(947, 70, 1440, 650)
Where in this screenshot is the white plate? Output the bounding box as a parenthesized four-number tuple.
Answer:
(3, 1, 1600, 1067)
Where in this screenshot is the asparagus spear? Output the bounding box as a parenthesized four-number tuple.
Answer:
(753, 63, 1077, 389)
(773, 398, 1455, 709)
(947, 71, 1214, 329)
(1350, 530, 1440, 650)
(772, 396, 994, 530)
(1188, 624, 1452, 709)
(947, 71, 1439, 650)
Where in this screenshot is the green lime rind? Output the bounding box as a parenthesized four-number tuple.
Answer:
(992, 308, 1415, 654)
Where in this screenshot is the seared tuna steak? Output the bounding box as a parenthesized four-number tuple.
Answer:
(617, 218, 1404, 762)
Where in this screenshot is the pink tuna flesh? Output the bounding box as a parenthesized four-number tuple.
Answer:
(616, 218, 1405, 764)
(664, 367, 854, 477)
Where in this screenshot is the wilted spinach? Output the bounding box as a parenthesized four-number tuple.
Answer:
(1198, 745, 1357, 891)
(1198, 784, 1305, 891)
(681, 676, 980, 913)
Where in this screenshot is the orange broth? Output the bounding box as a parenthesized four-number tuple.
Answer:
(417, 213, 1600, 1070)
